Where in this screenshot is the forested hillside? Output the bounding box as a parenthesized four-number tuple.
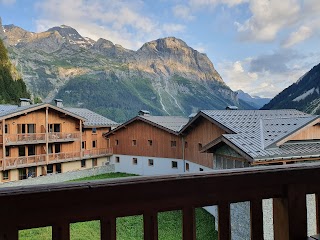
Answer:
(0, 39, 30, 104)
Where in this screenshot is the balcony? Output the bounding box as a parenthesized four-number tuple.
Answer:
(0, 132, 81, 146)
(1, 148, 113, 169)
(0, 162, 319, 240)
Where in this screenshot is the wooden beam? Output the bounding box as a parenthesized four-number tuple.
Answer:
(250, 199, 264, 240)
(273, 197, 289, 240)
(183, 207, 196, 240)
(218, 202, 231, 240)
(100, 217, 116, 240)
(143, 211, 158, 240)
(52, 221, 70, 240)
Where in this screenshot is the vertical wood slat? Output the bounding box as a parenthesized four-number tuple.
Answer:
(183, 207, 196, 240)
(52, 221, 70, 240)
(218, 202, 231, 240)
(316, 193, 320, 234)
(287, 185, 307, 239)
(273, 197, 289, 240)
(250, 199, 264, 240)
(143, 211, 158, 240)
(0, 226, 18, 240)
(101, 217, 116, 240)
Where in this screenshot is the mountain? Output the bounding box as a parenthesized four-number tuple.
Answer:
(236, 90, 271, 109)
(0, 20, 251, 122)
(262, 63, 320, 114)
(0, 37, 30, 104)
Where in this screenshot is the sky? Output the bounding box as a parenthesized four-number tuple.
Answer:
(0, 0, 319, 98)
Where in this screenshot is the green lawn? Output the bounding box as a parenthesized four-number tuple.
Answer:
(19, 173, 218, 240)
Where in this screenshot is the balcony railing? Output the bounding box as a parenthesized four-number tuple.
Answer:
(0, 132, 81, 145)
(83, 148, 113, 158)
(0, 162, 319, 240)
(48, 152, 81, 163)
(4, 154, 46, 169)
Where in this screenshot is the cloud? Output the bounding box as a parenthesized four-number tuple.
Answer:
(34, 0, 186, 50)
(189, 0, 248, 8)
(172, 5, 195, 21)
(282, 26, 312, 48)
(0, 0, 15, 5)
(217, 50, 313, 98)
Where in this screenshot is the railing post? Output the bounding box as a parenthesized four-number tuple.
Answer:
(52, 221, 70, 240)
(183, 207, 196, 240)
(100, 217, 116, 240)
(218, 202, 231, 240)
(250, 199, 264, 240)
(144, 211, 158, 240)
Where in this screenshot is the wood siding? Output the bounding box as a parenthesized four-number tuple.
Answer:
(184, 117, 225, 168)
(82, 128, 110, 151)
(288, 122, 320, 141)
(108, 120, 183, 159)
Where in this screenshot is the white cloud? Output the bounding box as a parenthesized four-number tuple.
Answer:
(282, 26, 312, 48)
(34, 0, 186, 50)
(189, 0, 248, 8)
(172, 5, 195, 21)
(0, 0, 15, 5)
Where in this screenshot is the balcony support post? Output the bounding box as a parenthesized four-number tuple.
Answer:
(218, 202, 231, 240)
(100, 217, 116, 240)
(45, 107, 49, 167)
(143, 211, 158, 240)
(183, 207, 196, 240)
(52, 221, 70, 240)
(250, 199, 264, 240)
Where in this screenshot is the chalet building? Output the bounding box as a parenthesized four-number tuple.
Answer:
(0, 98, 117, 182)
(105, 109, 320, 175)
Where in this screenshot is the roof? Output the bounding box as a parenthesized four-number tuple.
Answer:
(105, 114, 189, 137)
(199, 109, 320, 162)
(64, 107, 118, 127)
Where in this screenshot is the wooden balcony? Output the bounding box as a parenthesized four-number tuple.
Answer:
(2, 148, 113, 169)
(0, 162, 319, 240)
(0, 132, 80, 146)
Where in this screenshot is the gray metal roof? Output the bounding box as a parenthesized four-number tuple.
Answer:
(201, 110, 320, 161)
(140, 115, 189, 132)
(64, 107, 118, 127)
(0, 103, 45, 118)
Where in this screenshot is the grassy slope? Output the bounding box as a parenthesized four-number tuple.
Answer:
(19, 173, 218, 240)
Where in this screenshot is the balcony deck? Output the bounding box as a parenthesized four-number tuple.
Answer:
(0, 162, 319, 239)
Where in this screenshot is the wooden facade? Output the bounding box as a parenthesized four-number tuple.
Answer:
(107, 120, 183, 159)
(0, 104, 112, 182)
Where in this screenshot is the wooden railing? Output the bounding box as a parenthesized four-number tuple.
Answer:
(48, 132, 80, 142)
(4, 154, 46, 168)
(83, 148, 113, 158)
(0, 162, 319, 240)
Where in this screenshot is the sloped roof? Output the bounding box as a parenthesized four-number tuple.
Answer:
(139, 115, 189, 132)
(63, 107, 118, 127)
(200, 109, 320, 161)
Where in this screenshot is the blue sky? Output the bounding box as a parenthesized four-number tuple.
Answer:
(0, 0, 319, 98)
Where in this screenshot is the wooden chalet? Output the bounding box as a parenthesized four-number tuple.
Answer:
(0, 99, 117, 182)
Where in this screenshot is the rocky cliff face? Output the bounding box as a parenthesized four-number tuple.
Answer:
(262, 63, 320, 114)
(1, 22, 250, 122)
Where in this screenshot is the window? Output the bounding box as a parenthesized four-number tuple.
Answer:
(82, 141, 86, 149)
(132, 140, 137, 146)
(199, 168, 204, 172)
(81, 159, 86, 168)
(172, 161, 178, 168)
(4, 124, 8, 134)
(48, 144, 53, 154)
(148, 159, 154, 166)
(133, 158, 138, 165)
(235, 160, 243, 168)
(19, 168, 27, 180)
(92, 140, 97, 148)
(115, 157, 120, 163)
(47, 164, 53, 174)
(148, 140, 153, 146)
(28, 145, 36, 156)
(27, 124, 35, 133)
(3, 170, 9, 180)
(198, 143, 202, 151)
(186, 163, 189, 171)
(92, 128, 97, 134)
(49, 124, 61, 133)
(184, 141, 188, 148)
(92, 158, 97, 167)
(55, 144, 61, 153)
(28, 167, 36, 178)
(171, 141, 176, 147)
(56, 163, 62, 173)
(5, 147, 9, 157)
(18, 146, 25, 157)
(115, 140, 119, 146)
(17, 124, 26, 134)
